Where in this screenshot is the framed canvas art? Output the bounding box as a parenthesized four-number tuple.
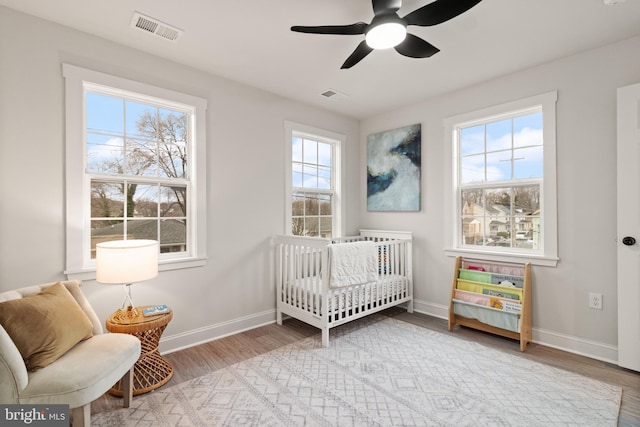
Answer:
(367, 124, 421, 211)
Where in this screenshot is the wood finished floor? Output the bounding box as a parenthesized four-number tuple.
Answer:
(94, 308, 640, 426)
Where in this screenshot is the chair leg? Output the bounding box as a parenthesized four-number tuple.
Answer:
(122, 366, 134, 408)
(71, 403, 90, 427)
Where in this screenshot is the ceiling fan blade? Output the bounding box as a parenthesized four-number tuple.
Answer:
(291, 22, 367, 35)
(394, 33, 440, 58)
(403, 0, 482, 27)
(341, 41, 374, 69)
(372, 0, 402, 15)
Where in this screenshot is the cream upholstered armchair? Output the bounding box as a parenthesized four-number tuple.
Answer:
(0, 280, 141, 427)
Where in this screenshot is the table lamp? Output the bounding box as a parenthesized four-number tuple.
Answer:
(96, 239, 158, 318)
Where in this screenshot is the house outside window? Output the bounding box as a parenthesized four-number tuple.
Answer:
(285, 122, 343, 239)
(63, 65, 207, 279)
(444, 92, 558, 266)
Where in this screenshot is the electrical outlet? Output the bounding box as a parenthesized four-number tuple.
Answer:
(589, 292, 603, 310)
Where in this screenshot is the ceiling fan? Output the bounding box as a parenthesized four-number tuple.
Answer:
(291, 0, 482, 69)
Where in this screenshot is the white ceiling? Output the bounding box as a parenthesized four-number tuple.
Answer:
(2, 0, 640, 119)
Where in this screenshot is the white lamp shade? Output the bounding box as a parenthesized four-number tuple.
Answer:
(96, 239, 159, 284)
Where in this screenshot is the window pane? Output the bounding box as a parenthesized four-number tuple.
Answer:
(161, 185, 186, 217)
(160, 219, 186, 253)
(461, 188, 483, 214)
(486, 188, 512, 244)
(514, 185, 540, 212)
(319, 194, 332, 215)
(460, 153, 484, 184)
(305, 195, 319, 215)
(91, 181, 123, 218)
(513, 146, 543, 179)
(318, 165, 331, 189)
(302, 165, 318, 188)
(87, 134, 123, 174)
(130, 184, 158, 218)
(292, 137, 303, 162)
(485, 188, 511, 212)
(127, 219, 158, 240)
(486, 119, 511, 152)
(461, 216, 482, 245)
(90, 220, 124, 259)
(303, 139, 317, 164)
(320, 217, 332, 239)
(159, 142, 187, 178)
(159, 109, 187, 142)
(292, 169, 303, 187)
(318, 142, 331, 167)
(486, 151, 511, 182)
(86, 92, 123, 134)
(460, 125, 484, 156)
(126, 139, 158, 176)
(305, 217, 319, 236)
(292, 217, 305, 236)
(126, 100, 156, 139)
(514, 112, 542, 148)
(292, 193, 305, 216)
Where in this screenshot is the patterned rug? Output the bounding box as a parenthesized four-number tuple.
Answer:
(93, 316, 621, 426)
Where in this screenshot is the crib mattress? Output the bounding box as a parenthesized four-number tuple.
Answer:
(282, 275, 409, 314)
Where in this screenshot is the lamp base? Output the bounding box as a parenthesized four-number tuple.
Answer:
(112, 306, 140, 322)
(115, 283, 138, 317)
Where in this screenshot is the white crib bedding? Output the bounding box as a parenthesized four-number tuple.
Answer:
(283, 275, 408, 314)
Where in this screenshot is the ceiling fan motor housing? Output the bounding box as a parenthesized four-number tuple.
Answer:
(366, 14, 407, 49)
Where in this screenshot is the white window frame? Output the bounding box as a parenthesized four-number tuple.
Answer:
(63, 64, 208, 279)
(284, 121, 344, 238)
(443, 91, 558, 267)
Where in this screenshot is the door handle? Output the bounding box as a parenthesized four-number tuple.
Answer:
(622, 236, 636, 246)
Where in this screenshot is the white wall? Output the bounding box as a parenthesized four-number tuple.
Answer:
(360, 35, 640, 362)
(0, 7, 360, 351)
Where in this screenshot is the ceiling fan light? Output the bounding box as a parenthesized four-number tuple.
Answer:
(365, 22, 407, 49)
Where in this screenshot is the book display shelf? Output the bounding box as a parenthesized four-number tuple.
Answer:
(448, 256, 532, 352)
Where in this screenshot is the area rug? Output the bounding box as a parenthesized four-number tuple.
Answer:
(92, 316, 621, 426)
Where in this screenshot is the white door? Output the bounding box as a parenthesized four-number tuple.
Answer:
(617, 82, 640, 372)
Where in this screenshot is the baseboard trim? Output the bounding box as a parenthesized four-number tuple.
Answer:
(531, 327, 618, 365)
(159, 309, 276, 355)
(412, 298, 619, 365)
(159, 300, 619, 365)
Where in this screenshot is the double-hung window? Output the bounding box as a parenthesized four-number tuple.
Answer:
(444, 92, 558, 266)
(63, 65, 207, 278)
(285, 122, 343, 239)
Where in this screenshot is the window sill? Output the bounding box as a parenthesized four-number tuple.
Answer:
(65, 256, 207, 281)
(444, 248, 558, 267)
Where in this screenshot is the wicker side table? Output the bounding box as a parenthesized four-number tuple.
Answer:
(105, 306, 174, 396)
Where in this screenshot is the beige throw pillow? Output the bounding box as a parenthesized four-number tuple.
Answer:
(0, 282, 94, 371)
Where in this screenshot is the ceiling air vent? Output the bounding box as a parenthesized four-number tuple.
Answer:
(130, 12, 183, 42)
(321, 88, 348, 100)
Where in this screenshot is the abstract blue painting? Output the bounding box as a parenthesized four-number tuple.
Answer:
(367, 124, 421, 211)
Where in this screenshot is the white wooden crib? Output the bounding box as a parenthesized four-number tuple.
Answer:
(274, 229, 413, 346)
